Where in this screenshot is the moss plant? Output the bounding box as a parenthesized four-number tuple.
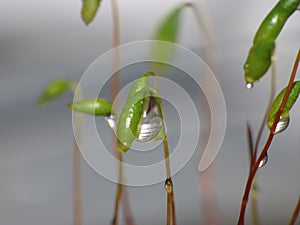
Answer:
(70, 72, 177, 225)
(38, 79, 83, 225)
(239, 0, 300, 223)
(38, 1, 300, 225)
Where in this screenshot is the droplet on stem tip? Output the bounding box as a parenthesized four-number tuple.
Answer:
(165, 178, 173, 193)
(258, 154, 268, 168)
(246, 82, 254, 89)
(274, 116, 290, 134)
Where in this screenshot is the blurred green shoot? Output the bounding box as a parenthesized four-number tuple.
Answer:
(81, 0, 102, 25)
(68, 98, 113, 116)
(38, 78, 75, 105)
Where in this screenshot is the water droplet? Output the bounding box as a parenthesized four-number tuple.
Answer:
(104, 97, 163, 142)
(274, 116, 290, 134)
(104, 114, 117, 131)
(259, 154, 268, 168)
(138, 99, 163, 142)
(246, 82, 254, 89)
(165, 178, 173, 193)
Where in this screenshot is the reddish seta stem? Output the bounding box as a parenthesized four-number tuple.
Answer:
(289, 197, 300, 225)
(237, 49, 300, 225)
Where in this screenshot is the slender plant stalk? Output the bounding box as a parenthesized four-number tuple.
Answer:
(246, 122, 254, 166)
(73, 141, 82, 225)
(166, 192, 171, 225)
(163, 136, 176, 225)
(189, 3, 220, 225)
(110, 0, 135, 224)
(250, 178, 260, 225)
(289, 197, 300, 225)
(110, 0, 120, 101)
(237, 49, 300, 225)
(170, 191, 176, 225)
(246, 123, 260, 225)
(70, 83, 83, 225)
(253, 54, 276, 160)
(151, 73, 176, 225)
(188, 3, 218, 71)
(111, 151, 123, 225)
(249, 56, 276, 225)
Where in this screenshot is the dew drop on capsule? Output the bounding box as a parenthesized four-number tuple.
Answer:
(165, 178, 173, 193)
(274, 116, 290, 134)
(137, 96, 163, 142)
(258, 154, 268, 168)
(104, 114, 117, 131)
(246, 82, 254, 89)
(104, 97, 163, 142)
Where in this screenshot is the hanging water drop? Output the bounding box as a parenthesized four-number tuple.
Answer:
(104, 114, 117, 131)
(165, 178, 173, 193)
(104, 97, 164, 142)
(246, 82, 254, 89)
(138, 97, 163, 142)
(259, 154, 268, 168)
(274, 116, 290, 134)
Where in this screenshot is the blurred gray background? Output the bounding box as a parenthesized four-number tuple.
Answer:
(0, 0, 299, 224)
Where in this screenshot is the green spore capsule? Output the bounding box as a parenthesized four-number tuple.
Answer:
(117, 74, 150, 152)
(253, 0, 300, 44)
(244, 41, 275, 84)
(267, 81, 300, 133)
(68, 98, 113, 116)
(244, 0, 300, 84)
(38, 78, 72, 105)
(81, 0, 101, 25)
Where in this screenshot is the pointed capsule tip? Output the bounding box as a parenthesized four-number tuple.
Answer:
(83, 21, 90, 26)
(38, 98, 47, 106)
(67, 103, 73, 110)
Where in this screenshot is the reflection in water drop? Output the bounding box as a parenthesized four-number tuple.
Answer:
(274, 116, 290, 134)
(165, 178, 173, 193)
(104, 97, 163, 142)
(138, 99, 163, 142)
(104, 114, 117, 131)
(259, 154, 268, 168)
(246, 82, 254, 89)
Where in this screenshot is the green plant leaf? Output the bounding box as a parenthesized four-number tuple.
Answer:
(81, 0, 101, 25)
(154, 5, 183, 43)
(38, 78, 72, 105)
(267, 81, 300, 131)
(151, 4, 186, 64)
(68, 98, 113, 116)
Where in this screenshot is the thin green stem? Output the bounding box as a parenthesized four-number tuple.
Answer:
(237, 49, 300, 225)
